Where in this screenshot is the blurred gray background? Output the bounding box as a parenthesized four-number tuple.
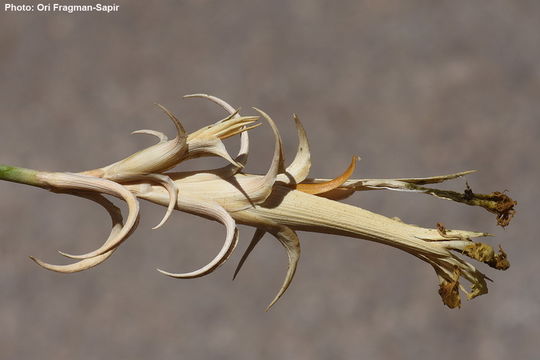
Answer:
(1, 1, 538, 359)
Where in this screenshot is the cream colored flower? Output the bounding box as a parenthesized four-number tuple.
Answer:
(0, 94, 516, 310)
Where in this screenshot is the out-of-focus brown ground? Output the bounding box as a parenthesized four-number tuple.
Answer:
(1, 1, 538, 359)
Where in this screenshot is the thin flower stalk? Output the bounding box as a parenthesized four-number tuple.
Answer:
(0, 95, 516, 310)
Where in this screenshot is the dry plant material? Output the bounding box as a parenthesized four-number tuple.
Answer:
(0, 94, 516, 310)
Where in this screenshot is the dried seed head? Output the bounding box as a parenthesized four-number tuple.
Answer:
(438, 267, 462, 309)
(462, 243, 510, 270)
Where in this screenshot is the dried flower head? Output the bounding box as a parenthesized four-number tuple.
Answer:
(0, 94, 516, 310)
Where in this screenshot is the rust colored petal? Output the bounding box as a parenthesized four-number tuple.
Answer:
(296, 156, 358, 195)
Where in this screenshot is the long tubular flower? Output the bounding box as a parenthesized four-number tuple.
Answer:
(0, 94, 516, 310)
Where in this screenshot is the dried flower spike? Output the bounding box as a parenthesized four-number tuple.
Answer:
(0, 95, 516, 310)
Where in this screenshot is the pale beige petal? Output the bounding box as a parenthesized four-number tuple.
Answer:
(233, 228, 266, 280)
(245, 108, 283, 202)
(296, 156, 358, 195)
(157, 196, 238, 278)
(185, 137, 243, 167)
(184, 93, 237, 114)
(131, 129, 168, 142)
(29, 193, 132, 272)
(304, 170, 477, 190)
(184, 94, 253, 172)
(266, 226, 301, 311)
(38, 172, 140, 259)
(154, 103, 187, 141)
(147, 174, 179, 229)
(97, 104, 187, 178)
(279, 114, 311, 184)
(119, 173, 178, 229)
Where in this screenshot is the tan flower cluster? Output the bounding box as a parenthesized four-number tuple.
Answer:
(1, 94, 515, 310)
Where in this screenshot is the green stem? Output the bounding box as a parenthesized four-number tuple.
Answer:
(0, 164, 42, 187)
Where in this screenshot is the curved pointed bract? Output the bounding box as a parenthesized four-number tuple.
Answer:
(98, 104, 187, 179)
(37, 172, 140, 260)
(184, 94, 252, 173)
(266, 226, 301, 311)
(233, 228, 266, 280)
(296, 155, 358, 195)
(249, 108, 284, 201)
(231, 219, 301, 310)
(185, 137, 243, 168)
(131, 129, 168, 143)
(282, 114, 311, 184)
(183, 112, 259, 168)
(184, 93, 237, 114)
(154, 103, 187, 141)
(157, 197, 238, 278)
(123, 173, 178, 229)
(254, 108, 286, 174)
(29, 193, 134, 272)
(147, 174, 178, 229)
